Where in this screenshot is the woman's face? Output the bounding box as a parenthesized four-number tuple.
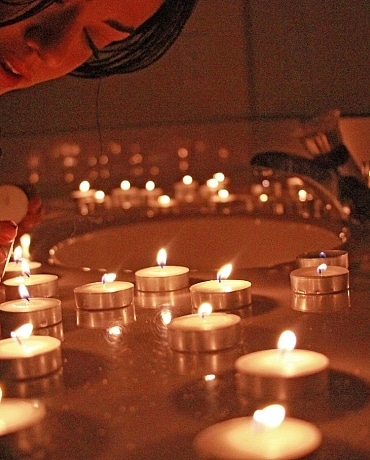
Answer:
(0, 0, 163, 94)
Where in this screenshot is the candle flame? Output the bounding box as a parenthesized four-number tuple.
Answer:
(253, 404, 286, 428)
(277, 330, 296, 352)
(157, 248, 167, 268)
(120, 180, 131, 191)
(198, 302, 213, 318)
(13, 246, 23, 263)
(216, 263, 232, 282)
(206, 178, 218, 189)
(158, 194, 171, 206)
(20, 233, 31, 259)
(317, 263, 328, 274)
(21, 259, 31, 277)
(213, 172, 225, 183)
(18, 284, 31, 301)
(145, 180, 155, 192)
(204, 374, 216, 382)
(319, 251, 326, 258)
(11, 323, 33, 345)
(217, 189, 229, 200)
(101, 273, 116, 284)
(182, 175, 193, 185)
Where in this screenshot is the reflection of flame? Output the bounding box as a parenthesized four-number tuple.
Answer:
(107, 325, 122, 337)
(157, 248, 167, 268)
(198, 302, 213, 317)
(253, 404, 285, 428)
(204, 374, 216, 382)
(20, 234, 31, 260)
(277, 330, 296, 352)
(101, 273, 116, 284)
(160, 308, 172, 326)
(19, 284, 31, 301)
(317, 263, 328, 274)
(217, 263, 232, 282)
(0, 387, 2, 402)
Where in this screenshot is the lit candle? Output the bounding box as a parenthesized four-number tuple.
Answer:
(290, 264, 349, 294)
(0, 324, 62, 380)
(141, 181, 163, 206)
(3, 246, 42, 281)
(135, 248, 189, 293)
(190, 264, 251, 311)
(0, 285, 62, 338)
(74, 273, 134, 310)
(0, 389, 46, 436)
(235, 330, 329, 400)
(296, 249, 349, 268)
(167, 303, 241, 352)
(174, 175, 198, 203)
(111, 181, 141, 208)
(193, 404, 322, 460)
(3, 264, 59, 300)
(71, 181, 96, 201)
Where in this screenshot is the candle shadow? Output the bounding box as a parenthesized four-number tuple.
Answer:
(250, 294, 278, 316)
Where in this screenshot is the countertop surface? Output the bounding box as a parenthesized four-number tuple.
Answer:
(0, 218, 370, 460)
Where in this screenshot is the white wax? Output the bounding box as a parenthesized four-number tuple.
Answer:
(4, 274, 58, 287)
(0, 399, 46, 436)
(0, 336, 61, 359)
(0, 298, 60, 313)
(191, 280, 251, 293)
(135, 266, 189, 279)
(75, 281, 133, 294)
(194, 416, 322, 459)
(235, 349, 329, 378)
(169, 313, 240, 332)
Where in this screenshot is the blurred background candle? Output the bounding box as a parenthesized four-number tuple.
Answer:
(174, 175, 198, 203)
(167, 303, 241, 352)
(0, 324, 62, 380)
(296, 250, 349, 268)
(74, 273, 134, 310)
(135, 248, 189, 293)
(235, 330, 329, 400)
(193, 404, 322, 460)
(190, 264, 251, 311)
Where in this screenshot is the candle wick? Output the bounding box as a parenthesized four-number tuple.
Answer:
(11, 332, 22, 346)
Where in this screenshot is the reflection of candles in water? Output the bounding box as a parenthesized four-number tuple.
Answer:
(0, 387, 46, 436)
(111, 180, 141, 208)
(193, 403, 322, 460)
(142, 181, 163, 205)
(190, 264, 251, 311)
(167, 302, 241, 352)
(0, 323, 62, 380)
(235, 330, 329, 400)
(0, 284, 62, 338)
(135, 248, 189, 293)
(174, 175, 198, 202)
(296, 249, 349, 268)
(3, 262, 59, 300)
(210, 189, 237, 205)
(74, 273, 134, 310)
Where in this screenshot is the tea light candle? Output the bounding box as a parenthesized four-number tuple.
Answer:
(296, 250, 348, 268)
(193, 404, 322, 460)
(190, 264, 251, 311)
(290, 264, 349, 294)
(167, 307, 241, 352)
(3, 273, 59, 300)
(135, 249, 189, 292)
(174, 175, 198, 202)
(0, 396, 46, 436)
(0, 294, 62, 338)
(0, 326, 62, 380)
(235, 330, 329, 400)
(3, 260, 42, 280)
(74, 273, 134, 310)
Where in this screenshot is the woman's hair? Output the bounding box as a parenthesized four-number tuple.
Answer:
(0, 0, 198, 78)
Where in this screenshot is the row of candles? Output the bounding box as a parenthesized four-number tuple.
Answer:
(0, 245, 350, 458)
(71, 172, 339, 220)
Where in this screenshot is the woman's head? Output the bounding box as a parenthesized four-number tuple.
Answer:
(0, 0, 197, 94)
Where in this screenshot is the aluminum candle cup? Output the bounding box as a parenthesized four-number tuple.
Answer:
(296, 250, 349, 268)
(135, 266, 189, 292)
(290, 265, 349, 313)
(74, 281, 134, 310)
(135, 288, 191, 310)
(0, 399, 46, 436)
(290, 266, 349, 294)
(3, 261, 42, 281)
(0, 298, 62, 338)
(235, 349, 329, 400)
(3, 274, 59, 300)
(193, 416, 322, 460)
(167, 313, 241, 352)
(190, 280, 251, 312)
(0, 336, 62, 380)
(76, 304, 136, 329)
